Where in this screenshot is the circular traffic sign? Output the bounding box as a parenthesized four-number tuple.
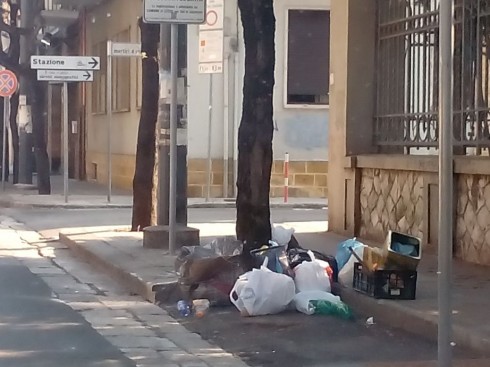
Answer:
(206, 10, 218, 27)
(0, 70, 18, 98)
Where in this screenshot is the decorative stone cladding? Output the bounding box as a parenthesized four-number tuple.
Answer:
(359, 168, 424, 242)
(455, 174, 490, 265)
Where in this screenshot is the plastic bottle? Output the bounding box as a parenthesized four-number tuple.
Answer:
(177, 300, 191, 317)
(192, 299, 210, 318)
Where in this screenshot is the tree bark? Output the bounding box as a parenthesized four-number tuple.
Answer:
(9, 92, 19, 183)
(29, 69, 50, 194)
(131, 19, 160, 231)
(236, 0, 275, 247)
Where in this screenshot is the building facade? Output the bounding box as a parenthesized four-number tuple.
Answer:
(329, 0, 490, 266)
(82, 0, 331, 198)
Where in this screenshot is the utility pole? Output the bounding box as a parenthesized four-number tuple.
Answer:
(157, 24, 171, 226)
(18, 0, 35, 185)
(157, 24, 188, 227)
(438, 0, 454, 366)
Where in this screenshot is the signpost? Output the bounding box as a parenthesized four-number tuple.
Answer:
(143, 0, 206, 254)
(30, 56, 100, 70)
(32, 56, 98, 203)
(0, 69, 18, 190)
(37, 70, 94, 82)
(143, 0, 206, 24)
(106, 41, 142, 203)
(198, 0, 224, 74)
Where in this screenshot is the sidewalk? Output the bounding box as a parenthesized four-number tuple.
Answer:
(0, 175, 327, 209)
(57, 225, 490, 356)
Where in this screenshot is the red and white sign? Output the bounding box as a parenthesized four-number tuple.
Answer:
(0, 69, 18, 97)
(198, 0, 224, 74)
(199, 0, 224, 31)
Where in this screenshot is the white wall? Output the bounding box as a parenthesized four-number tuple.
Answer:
(187, 0, 330, 162)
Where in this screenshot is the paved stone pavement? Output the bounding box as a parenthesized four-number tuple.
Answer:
(56, 222, 490, 356)
(0, 215, 249, 367)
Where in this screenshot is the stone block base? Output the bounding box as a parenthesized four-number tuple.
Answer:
(143, 225, 200, 250)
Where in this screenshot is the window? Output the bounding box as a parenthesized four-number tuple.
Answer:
(112, 28, 131, 112)
(286, 9, 330, 106)
(91, 41, 107, 114)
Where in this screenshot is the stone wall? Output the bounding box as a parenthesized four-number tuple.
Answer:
(86, 153, 328, 199)
(456, 174, 490, 265)
(359, 168, 424, 242)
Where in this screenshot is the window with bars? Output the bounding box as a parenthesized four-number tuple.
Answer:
(374, 0, 490, 155)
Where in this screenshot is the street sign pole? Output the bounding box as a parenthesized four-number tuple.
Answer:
(2, 96, 9, 190)
(107, 41, 113, 203)
(143, 0, 206, 254)
(205, 74, 213, 202)
(169, 23, 178, 255)
(438, 0, 454, 366)
(63, 82, 69, 203)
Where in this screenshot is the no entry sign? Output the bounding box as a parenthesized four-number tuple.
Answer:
(0, 70, 18, 97)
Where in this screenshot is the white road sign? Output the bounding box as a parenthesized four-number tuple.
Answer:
(110, 42, 141, 57)
(143, 0, 206, 24)
(30, 56, 100, 70)
(37, 69, 94, 82)
(199, 0, 223, 31)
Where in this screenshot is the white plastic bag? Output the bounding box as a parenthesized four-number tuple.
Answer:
(338, 245, 366, 286)
(230, 259, 296, 316)
(294, 291, 342, 315)
(293, 251, 331, 293)
(271, 224, 295, 246)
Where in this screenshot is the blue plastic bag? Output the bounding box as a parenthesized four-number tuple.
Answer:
(335, 238, 364, 271)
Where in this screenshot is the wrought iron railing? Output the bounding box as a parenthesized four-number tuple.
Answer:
(374, 0, 490, 154)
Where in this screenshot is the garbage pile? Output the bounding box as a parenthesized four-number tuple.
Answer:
(174, 224, 352, 319)
(337, 231, 420, 300)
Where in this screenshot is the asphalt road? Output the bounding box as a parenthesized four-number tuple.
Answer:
(165, 304, 476, 367)
(0, 256, 135, 367)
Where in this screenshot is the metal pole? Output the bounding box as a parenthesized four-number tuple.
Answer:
(205, 74, 213, 202)
(169, 24, 178, 255)
(107, 41, 113, 203)
(63, 82, 69, 203)
(223, 56, 229, 198)
(47, 84, 52, 173)
(2, 97, 9, 190)
(438, 0, 454, 366)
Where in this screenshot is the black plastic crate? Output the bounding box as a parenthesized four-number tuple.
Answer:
(353, 263, 417, 300)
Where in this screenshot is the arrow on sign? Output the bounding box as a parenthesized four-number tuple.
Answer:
(88, 57, 98, 69)
(84, 71, 92, 80)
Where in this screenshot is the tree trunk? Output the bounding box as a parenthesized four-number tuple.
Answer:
(29, 70, 50, 194)
(131, 19, 160, 231)
(236, 0, 275, 248)
(9, 92, 19, 183)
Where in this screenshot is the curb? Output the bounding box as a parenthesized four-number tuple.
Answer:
(340, 287, 490, 355)
(59, 233, 159, 303)
(1, 199, 327, 210)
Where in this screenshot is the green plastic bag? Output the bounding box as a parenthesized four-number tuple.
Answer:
(310, 299, 353, 320)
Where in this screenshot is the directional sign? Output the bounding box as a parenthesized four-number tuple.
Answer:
(143, 0, 206, 24)
(37, 69, 94, 82)
(30, 56, 100, 70)
(109, 42, 141, 57)
(0, 69, 18, 97)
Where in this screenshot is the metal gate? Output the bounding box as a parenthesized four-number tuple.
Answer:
(374, 0, 490, 154)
